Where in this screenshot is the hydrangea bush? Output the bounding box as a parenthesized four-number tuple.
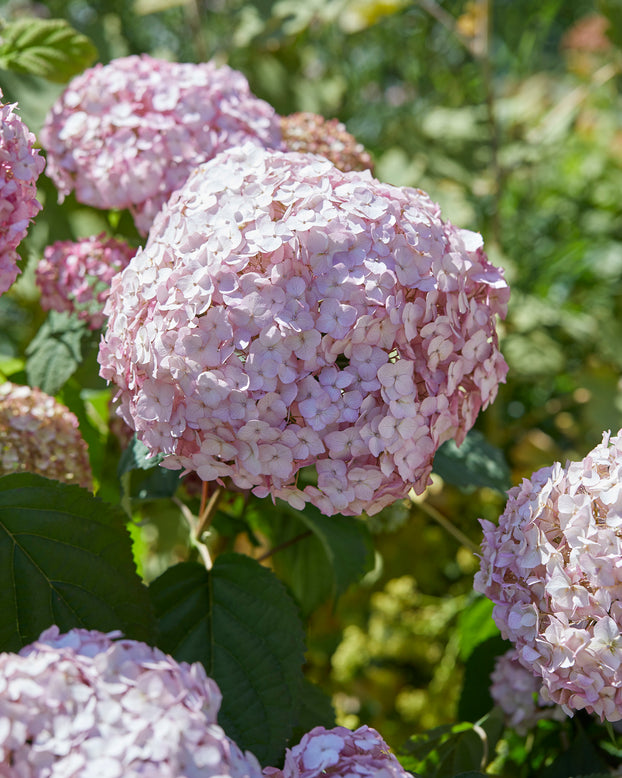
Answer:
(99, 143, 509, 517)
(5, 10, 622, 778)
(475, 430, 622, 721)
(40, 54, 282, 234)
(0, 626, 262, 777)
(0, 88, 45, 294)
(279, 112, 374, 173)
(263, 725, 413, 778)
(0, 381, 92, 488)
(490, 648, 566, 734)
(35, 233, 136, 330)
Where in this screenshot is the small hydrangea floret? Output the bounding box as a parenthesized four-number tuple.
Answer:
(475, 430, 622, 721)
(0, 382, 92, 488)
(263, 725, 413, 778)
(36, 233, 136, 329)
(40, 54, 282, 234)
(99, 144, 508, 517)
(0, 626, 263, 777)
(0, 88, 45, 294)
(490, 648, 566, 734)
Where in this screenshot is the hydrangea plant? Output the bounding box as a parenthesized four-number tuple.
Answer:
(98, 143, 509, 516)
(0, 88, 45, 294)
(36, 233, 136, 330)
(40, 54, 282, 235)
(490, 648, 566, 734)
(263, 725, 413, 778)
(0, 626, 262, 777)
(0, 381, 92, 488)
(475, 430, 622, 721)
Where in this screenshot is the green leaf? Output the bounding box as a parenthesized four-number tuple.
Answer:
(432, 430, 511, 495)
(457, 596, 500, 661)
(598, 0, 622, 49)
(291, 677, 336, 743)
(0, 18, 97, 82)
(149, 554, 306, 766)
(257, 501, 375, 615)
(117, 435, 180, 502)
(118, 435, 165, 475)
(0, 473, 156, 653)
(458, 636, 510, 723)
(399, 710, 503, 778)
(399, 721, 486, 778)
(25, 311, 88, 395)
(539, 727, 609, 778)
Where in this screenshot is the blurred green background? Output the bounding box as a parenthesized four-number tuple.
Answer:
(3, 0, 622, 755)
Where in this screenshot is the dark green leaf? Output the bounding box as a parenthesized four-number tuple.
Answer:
(399, 721, 486, 778)
(25, 310, 87, 394)
(118, 435, 165, 475)
(262, 501, 374, 615)
(432, 430, 511, 495)
(458, 636, 510, 722)
(0, 18, 97, 82)
(118, 436, 180, 501)
(0, 473, 156, 653)
(149, 554, 306, 766)
(457, 596, 500, 661)
(540, 727, 609, 778)
(290, 677, 336, 743)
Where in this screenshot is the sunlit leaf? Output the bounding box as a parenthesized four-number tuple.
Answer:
(0, 18, 97, 82)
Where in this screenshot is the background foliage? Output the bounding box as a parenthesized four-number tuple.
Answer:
(3, 0, 622, 775)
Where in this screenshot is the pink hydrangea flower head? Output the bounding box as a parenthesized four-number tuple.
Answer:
(0, 625, 263, 777)
(490, 648, 566, 734)
(98, 144, 509, 517)
(263, 725, 413, 778)
(40, 54, 283, 235)
(475, 430, 622, 721)
(280, 112, 373, 173)
(0, 88, 45, 293)
(0, 382, 92, 488)
(36, 233, 136, 329)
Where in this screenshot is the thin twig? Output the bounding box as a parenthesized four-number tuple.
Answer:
(195, 484, 223, 541)
(256, 530, 313, 563)
(415, 499, 480, 555)
(173, 495, 213, 569)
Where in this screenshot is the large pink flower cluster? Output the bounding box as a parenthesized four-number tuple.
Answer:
(0, 626, 262, 777)
(36, 233, 136, 330)
(0, 382, 92, 489)
(263, 725, 413, 778)
(0, 89, 45, 294)
(40, 54, 282, 235)
(490, 648, 566, 734)
(99, 144, 508, 517)
(475, 430, 622, 721)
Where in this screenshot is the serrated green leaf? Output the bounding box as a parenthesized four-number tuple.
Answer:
(432, 430, 511, 495)
(0, 18, 97, 83)
(25, 310, 87, 394)
(149, 554, 306, 766)
(0, 473, 156, 652)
